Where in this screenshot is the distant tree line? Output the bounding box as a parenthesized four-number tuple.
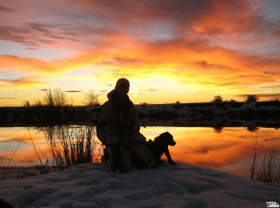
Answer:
(211, 95, 279, 103)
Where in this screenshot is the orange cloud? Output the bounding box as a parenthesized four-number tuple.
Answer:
(0, 76, 50, 90)
(0, 0, 280, 104)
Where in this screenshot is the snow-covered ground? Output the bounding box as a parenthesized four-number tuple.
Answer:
(0, 162, 279, 208)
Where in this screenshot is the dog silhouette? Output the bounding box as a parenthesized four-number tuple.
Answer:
(146, 132, 176, 165)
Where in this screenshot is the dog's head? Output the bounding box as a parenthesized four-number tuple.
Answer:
(156, 132, 176, 146)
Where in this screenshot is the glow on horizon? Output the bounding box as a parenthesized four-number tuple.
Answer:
(0, 0, 280, 106)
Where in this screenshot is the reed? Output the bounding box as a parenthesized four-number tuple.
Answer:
(254, 144, 280, 183)
(250, 139, 280, 183)
(40, 125, 103, 171)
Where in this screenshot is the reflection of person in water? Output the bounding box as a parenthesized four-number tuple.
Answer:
(97, 78, 158, 172)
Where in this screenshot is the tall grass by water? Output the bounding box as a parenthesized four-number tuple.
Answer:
(0, 125, 104, 180)
(41, 125, 103, 171)
(250, 135, 280, 183)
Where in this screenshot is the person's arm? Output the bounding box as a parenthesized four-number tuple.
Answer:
(96, 102, 120, 145)
(132, 106, 146, 143)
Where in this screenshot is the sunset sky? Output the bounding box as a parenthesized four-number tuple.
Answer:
(1, 0, 280, 106)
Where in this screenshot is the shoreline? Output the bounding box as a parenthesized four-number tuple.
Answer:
(0, 101, 280, 128)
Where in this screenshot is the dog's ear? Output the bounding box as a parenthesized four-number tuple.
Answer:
(164, 132, 176, 146)
(155, 132, 175, 145)
(157, 132, 170, 145)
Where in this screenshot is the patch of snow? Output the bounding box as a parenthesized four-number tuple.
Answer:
(0, 162, 279, 207)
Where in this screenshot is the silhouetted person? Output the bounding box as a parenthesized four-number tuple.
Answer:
(97, 78, 157, 172)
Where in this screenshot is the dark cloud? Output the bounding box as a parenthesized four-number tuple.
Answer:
(0, 23, 80, 47)
(0, 77, 47, 87)
(0, 26, 37, 46)
(237, 94, 280, 99)
(2, 0, 280, 52)
(9, 77, 42, 85)
(69, 0, 280, 38)
(217, 82, 242, 87)
(97, 57, 141, 66)
(261, 85, 280, 89)
(262, 71, 280, 76)
(27, 23, 78, 41)
(258, 94, 280, 98)
(64, 90, 83, 93)
(193, 60, 234, 71)
(0, 5, 14, 12)
(38, 89, 82, 93)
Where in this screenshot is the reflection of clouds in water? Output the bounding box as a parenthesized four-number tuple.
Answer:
(13, 145, 50, 164)
(0, 127, 48, 165)
(140, 126, 171, 140)
(141, 127, 280, 177)
(192, 143, 234, 154)
(1, 126, 279, 176)
(261, 137, 280, 142)
(0, 129, 44, 144)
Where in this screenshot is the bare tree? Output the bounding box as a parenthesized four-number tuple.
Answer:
(44, 89, 55, 106)
(84, 90, 99, 106)
(44, 88, 67, 107)
(246, 95, 259, 102)
(53, 88, 67, 107)
(212, 95, 223, 102)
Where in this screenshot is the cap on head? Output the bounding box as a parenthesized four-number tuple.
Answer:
(115, 78, 130, 87)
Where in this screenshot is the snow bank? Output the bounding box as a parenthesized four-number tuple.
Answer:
(0, 162, 279, 208)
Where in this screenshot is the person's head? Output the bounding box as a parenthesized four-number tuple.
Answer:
(115, 78, 130, 98)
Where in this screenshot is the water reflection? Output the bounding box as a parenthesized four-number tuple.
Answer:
(0, 127, 49, 166)
(0, 126, 279, 178)
(140, 127, 280, 177)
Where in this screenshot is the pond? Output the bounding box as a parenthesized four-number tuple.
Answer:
(0, 126, 279, 179)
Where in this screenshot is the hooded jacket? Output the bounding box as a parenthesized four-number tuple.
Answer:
(97, 90, 146, 146)
(96, 90, 157, 171)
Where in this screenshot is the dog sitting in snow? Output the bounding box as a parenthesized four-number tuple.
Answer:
(146, 132, 176, 165)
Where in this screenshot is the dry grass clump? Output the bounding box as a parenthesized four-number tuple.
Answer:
(40, 125, 103, 171)
(0, 125, 104, 181)
(250, 136, 280, 183)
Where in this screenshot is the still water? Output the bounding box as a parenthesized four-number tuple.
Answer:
(0, 126, 279, 178)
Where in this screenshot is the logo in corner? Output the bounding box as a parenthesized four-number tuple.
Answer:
(266, 201, 279, 208)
